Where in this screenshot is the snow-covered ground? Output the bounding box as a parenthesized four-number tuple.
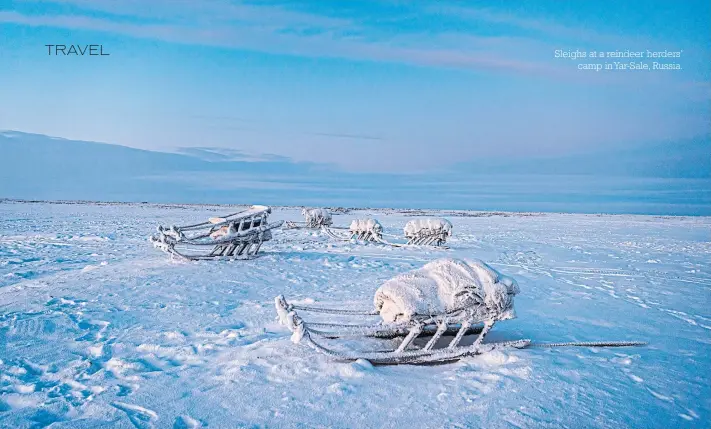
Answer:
(1, 200, 709, 428)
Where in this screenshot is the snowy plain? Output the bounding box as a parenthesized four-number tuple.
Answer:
(0, 200, 709, 428)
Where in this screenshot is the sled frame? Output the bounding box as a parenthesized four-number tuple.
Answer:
(150, 205, 283, 260)
(275, 295, 527, 365)
(274, 295, 647, 365)
(284, 208, 333, 230)
(321, 225, 383, 243)
(322, 226, 448, 248)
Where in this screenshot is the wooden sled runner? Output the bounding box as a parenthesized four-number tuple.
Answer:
(150, 205, 283, 260)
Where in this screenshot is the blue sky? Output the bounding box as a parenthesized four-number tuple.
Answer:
(0, 0, 709, 172)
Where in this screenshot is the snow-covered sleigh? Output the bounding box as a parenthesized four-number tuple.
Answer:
(285, 209, 385, 244)
(150, 205, 283, 260)
(284, 208, 333, 230)
(287, 209, 452, 249)
(324, 217, 453, 248)
(275, 259, 645, 365)
(322, 218, 384, 243)
(385, 218, 453, 247)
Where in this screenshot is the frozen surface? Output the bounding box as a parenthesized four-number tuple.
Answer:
(0, 200, 709, 428)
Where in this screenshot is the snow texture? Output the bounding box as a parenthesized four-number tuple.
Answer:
(403, 218, 453, 238)
(374, 258, 519, 323)
(302, 208, 333, 227)
(0, 200, 709, 428)
(349, 218, 382, 234)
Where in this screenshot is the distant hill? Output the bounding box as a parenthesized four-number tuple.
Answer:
(1, 131, 708, 215)
(0, 131, 333, 203)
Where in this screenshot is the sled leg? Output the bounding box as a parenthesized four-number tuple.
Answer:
(222, 245, 234, 256)
(448, 320, 472, 349)
(242, 243, 255, 257)
(224, 243, 238, 257)
(236, 242, 250, 256)
(469, 320, 494, 352)
(394, 323, 423, 353)
(423, 320, 448, 351)
(251, 240, 263, 255)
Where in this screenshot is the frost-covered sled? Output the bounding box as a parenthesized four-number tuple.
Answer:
(322, 218, 384, 243)
(371, 218, 453, 248)
(275, 259, 646, 365)
(284, 208, 333, 229)
(403, 218, 452, 246)
(324, 217, 452, 248)
(285, 209, 383, 243)
(150, 205, 283, 260)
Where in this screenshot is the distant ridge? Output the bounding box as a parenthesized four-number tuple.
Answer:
(1, 131, 708, 215)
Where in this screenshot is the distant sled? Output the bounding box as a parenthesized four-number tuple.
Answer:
(384, 218, 453, 247)
(284, 208, 333, 229)
(275, 258, 646, 365)
(325, 216, 453, 248)
(322, 218, 384, 243)
(150, 205, 283, 260)
(284, 209, 387, 244)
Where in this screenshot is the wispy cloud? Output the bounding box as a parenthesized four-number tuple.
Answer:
(425, 5, 612, 44)
(3, 0, 707, 88)
(0, 3, 565, 78)
(18, 0, 351, 28)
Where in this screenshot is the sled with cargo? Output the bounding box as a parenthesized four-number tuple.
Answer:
(323, 216, 453, 248)
(284, 208, 334, 230)
(320, 217, 385, 243)
(150, 205, 283, 260)
(275, 258, 646, 365)
(285, 209, 385, 245)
